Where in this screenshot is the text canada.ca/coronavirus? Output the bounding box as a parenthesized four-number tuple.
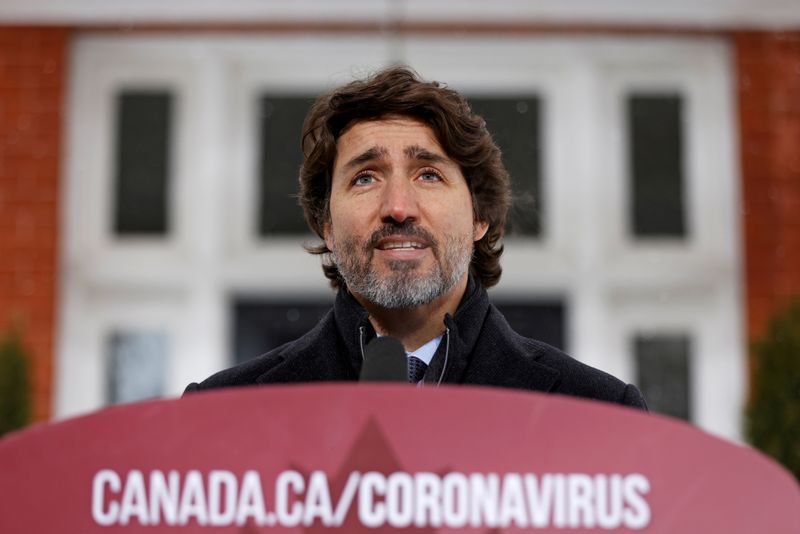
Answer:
(92, 469, 651, 530)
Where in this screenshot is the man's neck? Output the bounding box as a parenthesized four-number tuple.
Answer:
(352, 275, 468, 352)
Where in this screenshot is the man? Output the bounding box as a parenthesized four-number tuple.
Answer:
(185, 66, 646, 409)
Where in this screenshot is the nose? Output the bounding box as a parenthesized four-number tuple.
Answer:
(379, 178, 419, 224)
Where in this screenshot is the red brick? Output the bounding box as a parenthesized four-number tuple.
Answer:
(0, 26, 68, 423)
(735, 30, 800, 346)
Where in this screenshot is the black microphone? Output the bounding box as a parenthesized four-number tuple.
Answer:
(359, 336, 407, 382)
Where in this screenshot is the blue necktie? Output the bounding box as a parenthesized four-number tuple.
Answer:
(407, 355, 428, 383)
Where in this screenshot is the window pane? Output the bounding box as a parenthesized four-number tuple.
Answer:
(233, 299, 333, 364)
(114, 91, 172, 235)
(635, 334, 691, 420)
(627, 94, 686, 238)
(468, 97, 542, 237)
(491, 299, 566, 351)
(233, 299, 566, 364)
(107, 331, 168, 404)
(258, 95, 315, 235)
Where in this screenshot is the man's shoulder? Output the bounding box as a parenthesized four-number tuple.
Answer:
(183, 309, 340, 394)
(472, 306, 647, 408)
(530, 339, 645, 406)
(182, 339, 297, 393)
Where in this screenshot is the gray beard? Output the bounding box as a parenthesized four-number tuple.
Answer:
(330, 231, 472, 310)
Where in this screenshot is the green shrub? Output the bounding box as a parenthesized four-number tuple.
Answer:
(746, 299, 800, 480)
(0, 329, 32, 437)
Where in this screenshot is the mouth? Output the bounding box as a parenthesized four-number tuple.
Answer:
(376, 240, 428, 251)
(372, 235, 432, 261)
(367, 224, 436, 260)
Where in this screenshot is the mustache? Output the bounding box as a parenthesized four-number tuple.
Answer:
(366, 221, 437, 249)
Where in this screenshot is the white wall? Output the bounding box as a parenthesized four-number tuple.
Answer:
(57, 34, 744, 442)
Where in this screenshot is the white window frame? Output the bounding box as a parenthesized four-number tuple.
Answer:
(58, 35, 388, 418)
(404, 36, 743, 439)
(59, 34, 744, 443)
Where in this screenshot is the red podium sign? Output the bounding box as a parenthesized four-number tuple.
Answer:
(0, 384, 797, 532)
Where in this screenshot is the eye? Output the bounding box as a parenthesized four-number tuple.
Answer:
(418, 169, 443, 182)
(353, 172, 375, 186)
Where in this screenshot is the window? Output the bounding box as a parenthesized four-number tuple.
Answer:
(257, 95, 316, 235)
(627, 94, 686, 238)
(469, 96, 542, 236)
(107, 331, 168, 404)
(492, 299, 566, 351)
(233, 300, 333, 364)
(235, 299, 565, 362)
(635, 333, 691, 420)
(113, 91, 173, 236)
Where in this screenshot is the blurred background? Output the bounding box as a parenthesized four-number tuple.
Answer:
(0, 1, 798, 452)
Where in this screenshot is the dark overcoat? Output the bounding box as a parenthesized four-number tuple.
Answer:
(186, 277, 647, 410)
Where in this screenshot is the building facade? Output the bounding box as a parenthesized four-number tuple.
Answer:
(1, 1, 798, 443)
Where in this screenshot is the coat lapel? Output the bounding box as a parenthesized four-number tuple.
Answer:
(251, 276, 561, 393)
(428, 278, 562, 393)
(254, 311, 359, 384)
(463, 331, 562, 393)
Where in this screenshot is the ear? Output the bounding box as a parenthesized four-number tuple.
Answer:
(323, 221, 333, 251)
(473, 220, 489, 242)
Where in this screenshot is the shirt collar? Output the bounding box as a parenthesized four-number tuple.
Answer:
(374, 332, 443, 366)
(407, 335, 443, 365)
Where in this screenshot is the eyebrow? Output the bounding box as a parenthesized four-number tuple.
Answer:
(404, 145, 449, 164)
(341, 144, 450, 172)
(341, 146, 389, 171)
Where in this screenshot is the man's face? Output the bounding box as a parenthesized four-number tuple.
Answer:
(324, 117, 488, 309)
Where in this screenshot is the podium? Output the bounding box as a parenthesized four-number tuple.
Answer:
(1, 384, 798, 532)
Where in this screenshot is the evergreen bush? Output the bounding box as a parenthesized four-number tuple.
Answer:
(746, 299, 800, 480)
(0, 329, 32, 437)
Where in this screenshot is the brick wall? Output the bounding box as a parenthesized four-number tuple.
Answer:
(0, 27, 69, 422)
(735, 31, 800, 342)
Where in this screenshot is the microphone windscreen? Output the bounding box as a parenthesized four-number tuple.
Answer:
(359, 336, 407, 382)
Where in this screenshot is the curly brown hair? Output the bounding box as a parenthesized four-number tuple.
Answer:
(299, 65, 511, 289)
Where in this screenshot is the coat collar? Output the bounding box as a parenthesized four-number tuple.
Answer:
(333, 286, 374, 375)
(332, 276, 561, 393)
(424, 276, 561, 393)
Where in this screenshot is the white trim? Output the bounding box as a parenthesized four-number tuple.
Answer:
(605, 288, 745, 440)
(0, 1, 392, 24)
(402, 0, 800, 28)
(56, 35, 391, 418)
(57, 34, 744, 445)
(406, 36, 744, 440)
(221, 37, 388, 287)
(1, 0, 799, 28)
